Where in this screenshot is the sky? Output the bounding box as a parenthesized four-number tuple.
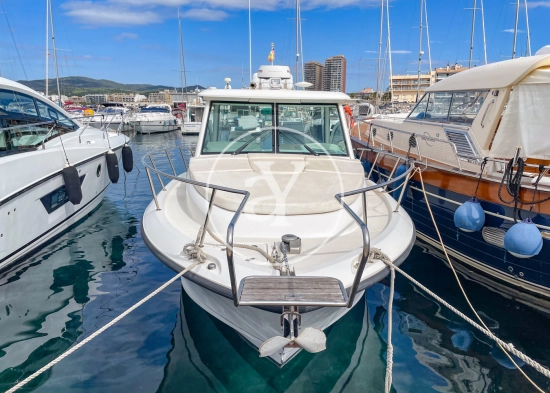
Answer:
(0, 0, 549, 93)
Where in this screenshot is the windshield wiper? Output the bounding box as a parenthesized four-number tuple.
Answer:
(232, 129, 272, 155)
(278, 129, 319, 156)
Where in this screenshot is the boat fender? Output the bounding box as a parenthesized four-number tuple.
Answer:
(361, 159, 371, 176)
(504, 218, 543, 258)
(122, 144, 133, 173)
(391, 164, 409, 200)
(62, 165, 83, 205)
(454, 198, 485, 232)
(106, 149, 120, 183)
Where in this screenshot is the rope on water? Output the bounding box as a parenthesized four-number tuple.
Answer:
(6, 259, 203, 393)
(374, 166, 548, 392)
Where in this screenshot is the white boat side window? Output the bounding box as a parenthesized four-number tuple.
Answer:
(202, 102, 274, 154)
(448, 91, 489, 125)
(276, 104, 348, 156)
(35, 100, 78, 130)
(408, 93, 430, 119)
(0, 90, 39, 121)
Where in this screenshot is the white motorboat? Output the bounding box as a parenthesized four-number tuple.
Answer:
(73, 102, 131, 132)
(181, 99, 204, 135)
(131, 104, 180, 134)
(0, 77, 132, 270)
(141, 65, 415, 366)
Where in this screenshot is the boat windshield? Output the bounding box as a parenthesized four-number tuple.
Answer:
(201, 101, 348, 156)
(141, 107, 170, 113)
(408, 90, 489, 125)
(0, 89, 78, 157)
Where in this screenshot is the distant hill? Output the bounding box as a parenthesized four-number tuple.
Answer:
(17, 76, 205, 96)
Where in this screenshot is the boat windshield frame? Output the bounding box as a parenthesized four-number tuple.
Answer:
(200, 100, 349, 157)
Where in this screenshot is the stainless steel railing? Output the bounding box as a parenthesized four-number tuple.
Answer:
(142, 147, 415, 308)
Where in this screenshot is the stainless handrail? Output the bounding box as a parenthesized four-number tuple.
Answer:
(335, 158, 415, 307)
(141, 149, 250, 307)
(142, 148, 415, 309)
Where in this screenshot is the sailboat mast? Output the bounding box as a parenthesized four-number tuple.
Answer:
(49, 0, 61, 106)
(178, 10, 188, 104)
(298, 0, 305, 81)
(248, 0, 252, 83)
(524, 0, 531, 56)
(480, 0, 487, 64)
(375, 0, 383, 107)
(45, 0, 49, 97)
(468, 0, 476, 69)
(386, 0, 393, 104)
(295, 0, 299, 82)
(416, 0, 423, 102)
(512, 0, 519, 59)
(424, 0, 432, 72)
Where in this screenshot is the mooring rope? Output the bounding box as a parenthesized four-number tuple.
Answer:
(6, 260, 203, 393)
(376, 167, 548, 392)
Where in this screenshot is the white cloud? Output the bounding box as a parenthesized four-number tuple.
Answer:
(63, 0, 372, 26)
(528, 1, 550, 7)
(391, 50, 411, 54)
(114, 32, 139, 40)
(62, 1, 163, 26)
(503, 29, 524, 33)
(181, 8, 228, 21)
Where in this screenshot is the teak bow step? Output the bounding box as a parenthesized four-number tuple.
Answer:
(238, 276, 349, 307)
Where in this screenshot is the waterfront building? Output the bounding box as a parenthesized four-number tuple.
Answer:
(85, 94, 108, 105)
(323, 55, 346, 93)
(304, 61, 324, 91)
(148, 90, 173, 104)
(434, 63, 469, 83)
(390, 72, 435, 103)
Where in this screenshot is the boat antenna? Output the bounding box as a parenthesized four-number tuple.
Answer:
(467, 0, 476, 69)
(512, 0, 519, 59)
(416, 0, 424, 102)
(480, 0, 487, 64)
(49, 0, 62, 106)
(248, 0, 252, 83)
(0, 0, 28, 80)
(424, 0, 432, 72)
(46, 0, 49, 96)
(524, 0, 531, 56)
(178, 9, 188, 105)
(386, 0, 394, 106)
(375, 0, 384, 109)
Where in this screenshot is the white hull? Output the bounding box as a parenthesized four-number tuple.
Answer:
(181, 277, 364, 365)
(0, 132, 127, 270)
(182, 122, 201, 135)
(135, 122, 180, 134)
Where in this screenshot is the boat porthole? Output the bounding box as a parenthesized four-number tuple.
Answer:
(508, 266, 514, 273)
(97, 163, 102, 177)
(519, 272, 524, 277)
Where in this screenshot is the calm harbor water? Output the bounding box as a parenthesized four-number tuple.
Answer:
(1, 131, 549, 393)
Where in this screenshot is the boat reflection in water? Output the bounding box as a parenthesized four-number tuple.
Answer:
(0, 199, 137, 389)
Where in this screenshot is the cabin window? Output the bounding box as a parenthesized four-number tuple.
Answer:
(35, 100, 78, 130)
(408, 90, 489, 125)
(276, 104, 348, 156)
(448, 91, 488, 124)
(0, 90, 39, 121)
(202, 102, 274, 154)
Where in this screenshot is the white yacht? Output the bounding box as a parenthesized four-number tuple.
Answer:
(141, 65, 415, 365)
(131, 104, 180, 134)
(0, 77, 132, 270)
(75, 102, 130, 132)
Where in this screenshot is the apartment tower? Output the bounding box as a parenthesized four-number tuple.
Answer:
(323, 55, 346, 93)
(304, 61, 324, 91)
